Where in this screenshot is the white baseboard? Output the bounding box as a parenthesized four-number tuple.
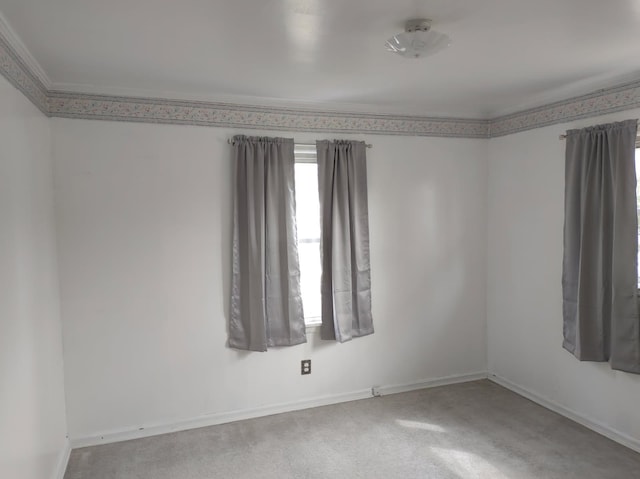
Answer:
(70, 371, 487, 448)
(54, 438, 71, 479)
(71, 389, 372, 448)
(488, 373, 640, 454)
(376, 371, 488, 396)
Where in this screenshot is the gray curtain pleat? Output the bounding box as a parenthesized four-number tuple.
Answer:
(230, 135, 306, 351)
(562, 119, 640, 374)
(316, 140, 374, 342)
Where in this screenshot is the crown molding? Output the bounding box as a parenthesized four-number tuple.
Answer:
(0, 14, 49, 114)
(2, 18, 640, 138)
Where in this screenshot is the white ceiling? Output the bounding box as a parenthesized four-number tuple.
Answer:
(2, 0, 640, 118)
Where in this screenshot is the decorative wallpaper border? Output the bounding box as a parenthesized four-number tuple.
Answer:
(46, 91, 489, 138)
(0, 28, 48, 114)
(490, 79, 640, 137)
(3, 23, 640, 138)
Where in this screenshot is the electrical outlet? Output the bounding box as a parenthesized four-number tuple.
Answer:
(301, 359, 311, 375)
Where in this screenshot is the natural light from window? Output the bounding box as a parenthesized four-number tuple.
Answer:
(294, 148, 322, 326)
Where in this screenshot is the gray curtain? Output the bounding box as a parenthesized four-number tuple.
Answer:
(562, 119, 640, 374)
(316, 140, 374, 342)
(230, 136, 306, 351)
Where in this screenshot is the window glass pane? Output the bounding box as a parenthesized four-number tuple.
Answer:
(295, 161, 322, 322)
(298, 242, 321, 320)
(295, 163, 320, 241)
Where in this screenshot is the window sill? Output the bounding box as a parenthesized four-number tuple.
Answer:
(305, 321, 321, 334)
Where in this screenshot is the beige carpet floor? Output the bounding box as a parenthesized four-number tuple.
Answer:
(64, 380, 640, 478)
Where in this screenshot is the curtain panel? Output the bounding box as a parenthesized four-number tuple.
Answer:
(229, 135, 306, 351)
(562, 119, 640, 374)
(316, 140, 374, 342)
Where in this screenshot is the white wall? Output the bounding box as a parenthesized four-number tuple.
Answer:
(0, 77, 68, 478)
(487, 110, 640, 447)
(51, 118, 488, 441)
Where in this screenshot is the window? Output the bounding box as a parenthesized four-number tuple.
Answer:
(294, 145, 322, 326)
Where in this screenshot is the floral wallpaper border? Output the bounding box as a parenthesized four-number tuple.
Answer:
(0, 28, 48, 114)
(3, 26, 640, 138)
(46, 91, 490, 138)
(490, 80, 640, 137)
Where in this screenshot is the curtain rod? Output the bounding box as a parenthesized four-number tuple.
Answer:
(227, 139, 372, 148)
(559, 133, 640, 140)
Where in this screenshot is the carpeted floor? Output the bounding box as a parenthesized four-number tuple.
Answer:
(64, 380, 640, 479)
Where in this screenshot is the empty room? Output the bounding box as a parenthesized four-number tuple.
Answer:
(3, 1, 640, 478)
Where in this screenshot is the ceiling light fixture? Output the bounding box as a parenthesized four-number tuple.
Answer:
(385, 19, 451, 59)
